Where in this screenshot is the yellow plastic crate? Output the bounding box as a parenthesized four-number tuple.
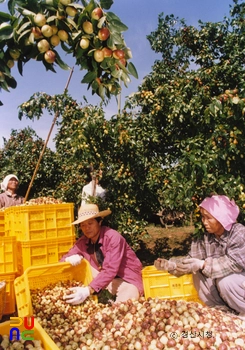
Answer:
(14, 261, 95, 317)
(0, 319, 58, 350)
(0, 211, 4, 236)
(0, 281, 6, 320)
(17, 236, 75, 275)
(142, 265, 201, 302)
(0, 236, 18, 274)
(4, 203, 75, 241)
(0, 272, 16, 315)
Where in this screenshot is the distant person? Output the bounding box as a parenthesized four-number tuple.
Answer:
(81, 166, 106, 205)
(0, 174, 24, 208)
(60, 203, 143, 305)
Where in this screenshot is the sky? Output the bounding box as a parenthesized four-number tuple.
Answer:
(0, 0, 233, 149)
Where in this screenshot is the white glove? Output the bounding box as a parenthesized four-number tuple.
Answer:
(154, 258, 177, 271)
(176, 258, 205, 274)
(65, 254, 83, 266)
(63, 286, 90, 305)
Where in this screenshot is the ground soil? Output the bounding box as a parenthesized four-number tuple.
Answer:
(136, 224, 194, 267)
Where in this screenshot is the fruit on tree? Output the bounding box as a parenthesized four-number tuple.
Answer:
(96, 77, 101, 85)
(7, 60, 15, 68)
(91, 7, 103, 20)
(94, 49, 104, 62)
(50, 35, 60, 46)
(102, 47, 112, 57)
(82, 21, 93, 34)
(41, 24, 53, 37)
(98, 28, 110, 41)
(44, 50, 56, 63)
(60, 0, 72, 5)
(124, 47, 133, 59)
(58, 30, 68, 41)
(80, 37, 90, 49)
(108, 84, 116, 93)
(34, 13, 46, 27)
(113, 49, 125, 59)
(51, 25, 58, 35)
(118, 58, 126, 66)
(31, 27, 43, 39)
(0, 72, 5, 82)
(9, 49, 21, 60)
(66, 6, 77, 17)
(37, 39, 50, 53)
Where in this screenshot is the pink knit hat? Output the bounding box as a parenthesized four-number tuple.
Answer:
(199, 195, 239, 231)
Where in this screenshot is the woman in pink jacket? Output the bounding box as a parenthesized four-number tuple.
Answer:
(60, 203, 143, 305)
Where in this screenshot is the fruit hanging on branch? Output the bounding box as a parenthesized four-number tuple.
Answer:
(0, 0, 138, 103)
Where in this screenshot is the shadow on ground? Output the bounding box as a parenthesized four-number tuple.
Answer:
(135, 232, 193, 267)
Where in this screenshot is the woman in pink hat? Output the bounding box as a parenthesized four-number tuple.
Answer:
(155, 194, 245, 319)
(60, 203, 143, 305)
(0, 174, 24, 208)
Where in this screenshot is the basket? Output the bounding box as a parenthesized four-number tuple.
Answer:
(14, 260, 95, 317)
(142, 265, 201, 302)
(4, 203, 75, 241)
(0, 236, 18, 274)
(0, 280, 6, 320)
(0, 211, 4, 236)
(0, 319, 58, 350)
(16, 236, 75, 274)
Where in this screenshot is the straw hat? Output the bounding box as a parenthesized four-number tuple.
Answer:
(72, 204, 111, 225)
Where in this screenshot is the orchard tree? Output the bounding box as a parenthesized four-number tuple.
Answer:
(0, 0, 137, 104)
(18, 92, 164, 247)
(127, 0, 245, 231)
(0, 126, 61, 198)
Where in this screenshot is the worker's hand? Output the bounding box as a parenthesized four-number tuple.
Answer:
(63, 286, 90, 305)
(65, 254, 83, 266)
(176, 258, 205, 274)
(154, 258, 177, 271)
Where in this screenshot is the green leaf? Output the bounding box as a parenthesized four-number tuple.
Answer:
(0, 24, 13, 40)
(81, 71, 97, 83)
(54, 51, 70, 70)
(106, 11, 122, 23)
(7, 0, 15, 16)
(17, 59, 23, 76)
(127, 62, 138, 79)
(0, 11, 12, 21)
(16, 20, 31, 35)
(4, 74, 17, 89)
(0, 79, 10, 91)
(101, 0, 113, 10)
(66, 17, 78, 31)
(108, 19, 128, 32)
(60, 41, 73, 54)
(17, 28, 32, 43)
(43, 59, 57, 73)
(84, 0, 96, 15)
(46, 15, 59, 23)
(108, 31, 124, 46)
(98, 83, 105, 100)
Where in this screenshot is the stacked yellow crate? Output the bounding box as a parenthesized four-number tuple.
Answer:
(0, 202, 76, 316)
(0, 211, 4, 236)
(0, 235, 17, 315)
